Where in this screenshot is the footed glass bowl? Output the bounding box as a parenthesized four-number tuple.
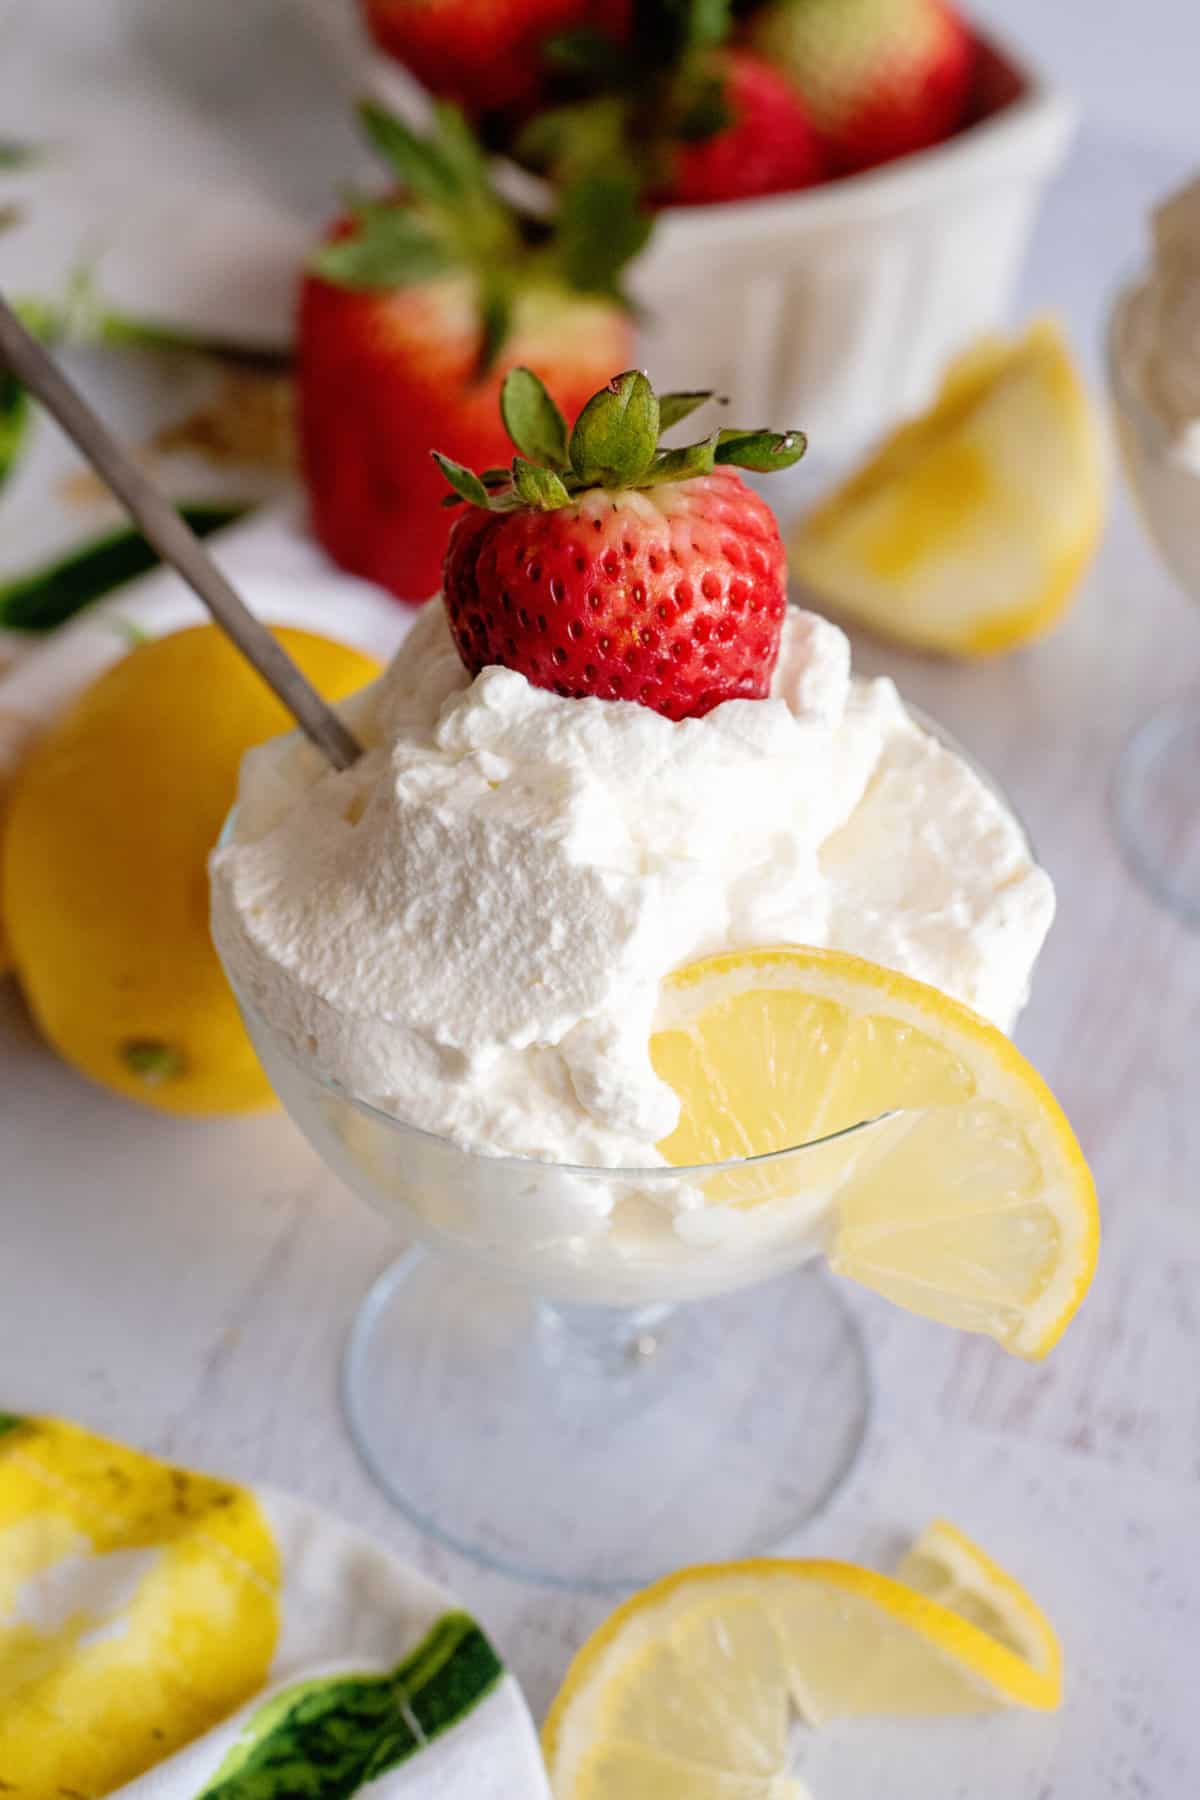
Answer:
(217, 715, 1035, 1593)
(1107, 277, 1200, 925)
(232, 981, 875, 1592)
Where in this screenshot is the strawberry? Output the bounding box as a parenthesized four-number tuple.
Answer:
(298, 104, 641, 603)
(515, 5, 823, 210)
(360, 0, 630, 117)
(751, 0, 975, 177)
(436, 369, 806, 719)
(663, 47, 823, 206)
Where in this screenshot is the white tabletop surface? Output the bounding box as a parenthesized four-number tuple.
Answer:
(3, 6, 1199, 1794)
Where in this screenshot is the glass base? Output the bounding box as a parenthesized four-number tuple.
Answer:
(1112, 693, 1200, 928)
(342, 1250, 871, 1593)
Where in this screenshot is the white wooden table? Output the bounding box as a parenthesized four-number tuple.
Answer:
(3, 11, 1198, 1794)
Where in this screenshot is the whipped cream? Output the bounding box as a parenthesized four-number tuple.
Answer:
(211, 601, 1053, 1168)
(1122, 176, 1200, 465)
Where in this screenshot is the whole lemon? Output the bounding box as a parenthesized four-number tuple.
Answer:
(2, 624, 379, 1113)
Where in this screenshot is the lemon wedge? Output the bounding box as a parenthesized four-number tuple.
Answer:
(542, 1521, 1062, 1798)
(896, 1517, 1062, 1688)
(650, 946, 1097, 1358)
(789, 319, 1105, 656)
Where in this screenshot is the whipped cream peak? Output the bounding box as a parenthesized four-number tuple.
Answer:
(211, 601, 1053, 1166)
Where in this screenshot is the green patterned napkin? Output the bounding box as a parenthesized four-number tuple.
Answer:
(0, 1413, 549, 1799)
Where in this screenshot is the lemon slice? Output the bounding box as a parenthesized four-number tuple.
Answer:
(789, 318, 1105, 656)
(650, 946, 1097, 1358)
(542, 1523, 1062, 1798)
(896, 1518, 1062, 1689)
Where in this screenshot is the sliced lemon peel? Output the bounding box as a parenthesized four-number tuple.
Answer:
(544, 1519, 1062, 1798)
(650, 946, 1097, 1358)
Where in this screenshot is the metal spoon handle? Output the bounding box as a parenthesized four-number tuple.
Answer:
(0, 292, 362, 770)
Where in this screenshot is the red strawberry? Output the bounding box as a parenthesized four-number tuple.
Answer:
(298, 105, 638, 603)
(751, 0, 975, 177)
(664, 47, 824, 206)
(437, 369, 806, 720)
(360, 0, 631, 117)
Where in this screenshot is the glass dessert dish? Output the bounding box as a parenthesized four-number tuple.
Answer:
(233, 969, 872, 1593)
(212, 367, 1060, 1591)
(1107, 275, 1200, 926)
(218, 742, 1038, 1596)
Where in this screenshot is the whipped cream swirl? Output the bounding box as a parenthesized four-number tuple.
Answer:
(211, 602, 1053, 1166)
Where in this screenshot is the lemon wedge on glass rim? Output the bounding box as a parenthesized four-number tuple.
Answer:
(543, 1517, 1062, 1798)
(788, 318, 1105, 657)
(649, 946, 1097, 1360)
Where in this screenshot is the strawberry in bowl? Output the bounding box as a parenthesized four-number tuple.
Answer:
(298, 104, 642, 603)
(514, 4, 826, 209)
(435, 367, 806, 718)
(660, 46, 825, 206)
(358, 0, 631, 118)
(749, 0, 975, 177)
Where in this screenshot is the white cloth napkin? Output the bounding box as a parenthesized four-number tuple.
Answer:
(0, 1409, 549, 1799)
(119, 1487, 549, 1800)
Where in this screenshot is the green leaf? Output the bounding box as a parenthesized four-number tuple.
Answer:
(0, 505, 245, 632)
(90, 311, 290, 369)
(358, 101, 466, 206)
(642, 431, 719, 484)
(475, 280, 512, 377)
(197, 1613, 502, 1799)
(715, 427, 808, 472)
(569, 369, 660, 486)
(517, 96, 629, 183)
(544, 26, 631, 81)
(557, 170, 653, 301)
(0, 370, 30, 498)
(0, 1413, 26, 1439)
(675, 69, 734, 141)
(0, 298, 71, 500)
(512, 456, 572, 509)
(312, 208, 455, 289)
(15, 296, 66, 340)
(429, 102, 492, 199)
(635, 0, 731, 64)
(501, 367, 569, 469)
(0, 138, 41, 170)
(685, 0, 732, 52)
(432, 452, 490, 507)
(658, 390, 719, 431)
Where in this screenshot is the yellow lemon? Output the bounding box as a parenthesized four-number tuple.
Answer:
(0, 1413, 280, 1797)
(1, 624, 378, 1113)
(543, 1519, 1061, 1798)
(789, 319, 1105, 656)
(650, 946, 1097, 1358)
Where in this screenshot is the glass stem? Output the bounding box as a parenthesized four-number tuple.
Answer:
(535, 1298, 676, 1375)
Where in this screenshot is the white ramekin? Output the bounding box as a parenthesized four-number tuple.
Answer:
(296, 5, 1075, 453)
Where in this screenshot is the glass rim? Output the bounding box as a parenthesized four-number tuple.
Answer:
(230, 963, 896, 1181)
(216, 693, 1035, 1180)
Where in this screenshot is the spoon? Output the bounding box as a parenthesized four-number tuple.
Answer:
(0, 292, 363, 770)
